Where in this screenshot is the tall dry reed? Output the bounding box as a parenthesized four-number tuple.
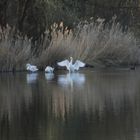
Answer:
(37, 18, 140, 68)
(0, 25, 31, 72)
(71, 17, 140, 66)
(36, 22, 73, 69)
(0, 18, 139, 72)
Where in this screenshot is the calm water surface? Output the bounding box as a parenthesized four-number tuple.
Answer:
(0, 69, 140, 140)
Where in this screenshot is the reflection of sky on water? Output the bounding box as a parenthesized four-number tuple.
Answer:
(58, 73, 86, 88)
(26, 73, 38, 84)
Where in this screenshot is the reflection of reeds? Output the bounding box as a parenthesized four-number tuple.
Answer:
(51, 89, 73, 120)
(1, 72, 140, 140)
(1, 71, 139, 122)
(48, 71, 140, 121)
(0, 73, 33, 121)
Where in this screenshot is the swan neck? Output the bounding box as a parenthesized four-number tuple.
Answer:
(70, 58, 73, 64)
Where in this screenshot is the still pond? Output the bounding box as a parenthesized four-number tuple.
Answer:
(0, 69, 140, 140)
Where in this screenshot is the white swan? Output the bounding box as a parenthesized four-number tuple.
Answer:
(57, 57, 85, 72)
(26, 63, 38, 72)
(45, 66, 54, 73)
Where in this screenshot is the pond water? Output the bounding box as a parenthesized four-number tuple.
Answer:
(0, 69, 140, 140)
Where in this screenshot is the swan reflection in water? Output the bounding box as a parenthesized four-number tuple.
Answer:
(58, 73, 86, 89)
(45, 73, 54, 81)
(26, 73, 38, 84)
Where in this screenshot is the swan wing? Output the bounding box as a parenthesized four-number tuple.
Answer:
(30, 66, 38, 72)
(74, 60, 85, 70)
(26, 64, 38, 72)
(57, 60, 69, 69)
(45, 67, 49, 72)
(33, 65, 38, 69)
(32, 66, 38, 70)
(45, 66, 54, 73)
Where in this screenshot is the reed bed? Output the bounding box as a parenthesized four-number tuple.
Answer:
(0, 25, 31, 72)
(0, 18, 139, 72)
(37, 18, 140, 68)
(36, 22, 73, 69)
(71, 18, 140, 66)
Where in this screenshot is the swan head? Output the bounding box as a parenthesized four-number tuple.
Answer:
(70, 57, 73, 61)
(26, 63, 30, 67)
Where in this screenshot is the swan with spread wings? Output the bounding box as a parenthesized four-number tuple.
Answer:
(57, 57, 85, 72)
